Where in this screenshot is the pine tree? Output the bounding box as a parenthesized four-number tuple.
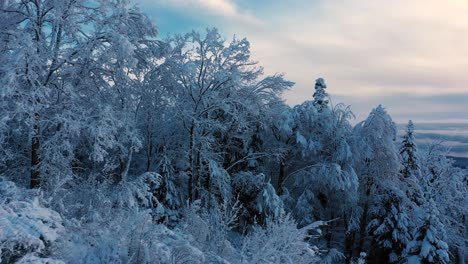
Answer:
(293, 189, 315, 227)
(406, 207, 449, 264)
(155, 154, 181, 223)
(400, 120, 419, 178)
(367, 189, 413, 263)
(419, 142, 468, 261)
(313, 78, 329, 111)
(399, 120, 424, 206)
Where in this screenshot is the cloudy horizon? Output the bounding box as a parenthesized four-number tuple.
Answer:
(139, 0, 468, 157)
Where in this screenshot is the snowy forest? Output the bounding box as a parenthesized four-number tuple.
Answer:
(0, 1, 467, 263)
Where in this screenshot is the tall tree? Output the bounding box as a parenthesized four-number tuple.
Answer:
(267, 79, 358, 258)
(0, 0, 158, 189)
(159, 28, 292, 204)
(400, 120, 419, 178)
(406, 201, 450, 264)
(419, 143, 468, 263)
(399, 120, 424, 207)
(367, 188, 413, 263)
(352, 105, 400, 259)
(313, 77, 329, 112)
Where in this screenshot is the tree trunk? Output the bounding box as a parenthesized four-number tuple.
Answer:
(325, 212, 335, 249)
(277, 159, 286, 194)
(188, 122, 195, 203)
(357, 201, 369, 254)
(145, 126, 153, 172)
(30, 112, 40, 189)
(344, 215, 356, 264)
(357, 175, 373, 255)
(121, 147, 133, 184)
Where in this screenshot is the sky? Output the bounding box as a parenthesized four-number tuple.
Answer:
(138, 0, 468, 156)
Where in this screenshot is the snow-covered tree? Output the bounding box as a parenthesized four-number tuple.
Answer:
(354, 105, 399, 184)
(282, 82, 357, 222)
(293, 189, 316, 227)
(159, 28, 292, 205)
(367, 188, 413, 263)
(400, 120, 419, 178)
(232, 171, 284, 226)
(1, 1, 465, 262)
(398, 120, 425, 207)
(0, 0, 159, 191)
(352, 105, 400, 258)
(313, 77, 329, 111)
(154, 154, 183, 223)
(240, 213, 320, 263)
(419, 142, 467, 262)
(263, 79, 359, 259)
(264, 102, 296, 192)
(406, 209, 450, 264)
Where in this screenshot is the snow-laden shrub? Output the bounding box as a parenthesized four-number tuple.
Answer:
(177, 200, 240, 263)
(240, 213, 321, 264)
(114, 172, 162, 209)
(0, 180, 64, 263)
(54, 172, 162, 223)
(176, 200, 323, 264)
(48, 171, 211, 264)
(56, 209, 206, 264)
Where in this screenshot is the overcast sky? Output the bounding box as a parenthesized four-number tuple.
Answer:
(139, 0, 468, 124)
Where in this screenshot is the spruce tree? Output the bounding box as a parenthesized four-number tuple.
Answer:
(400, 120, 419, 178)
(367, 189, 413, 263)
(313, 78, 329, 111)
(399, 120, 424, 206)
(406, 204, 450, 264)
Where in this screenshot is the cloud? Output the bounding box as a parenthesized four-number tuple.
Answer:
(336, 93, 468, 123)
(240, 1, 468, 124)
(396, 121, 468, 157)
(143, 0, 261, 26)
(416, 133, 468, 144)
(139, 0, 468, 125)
